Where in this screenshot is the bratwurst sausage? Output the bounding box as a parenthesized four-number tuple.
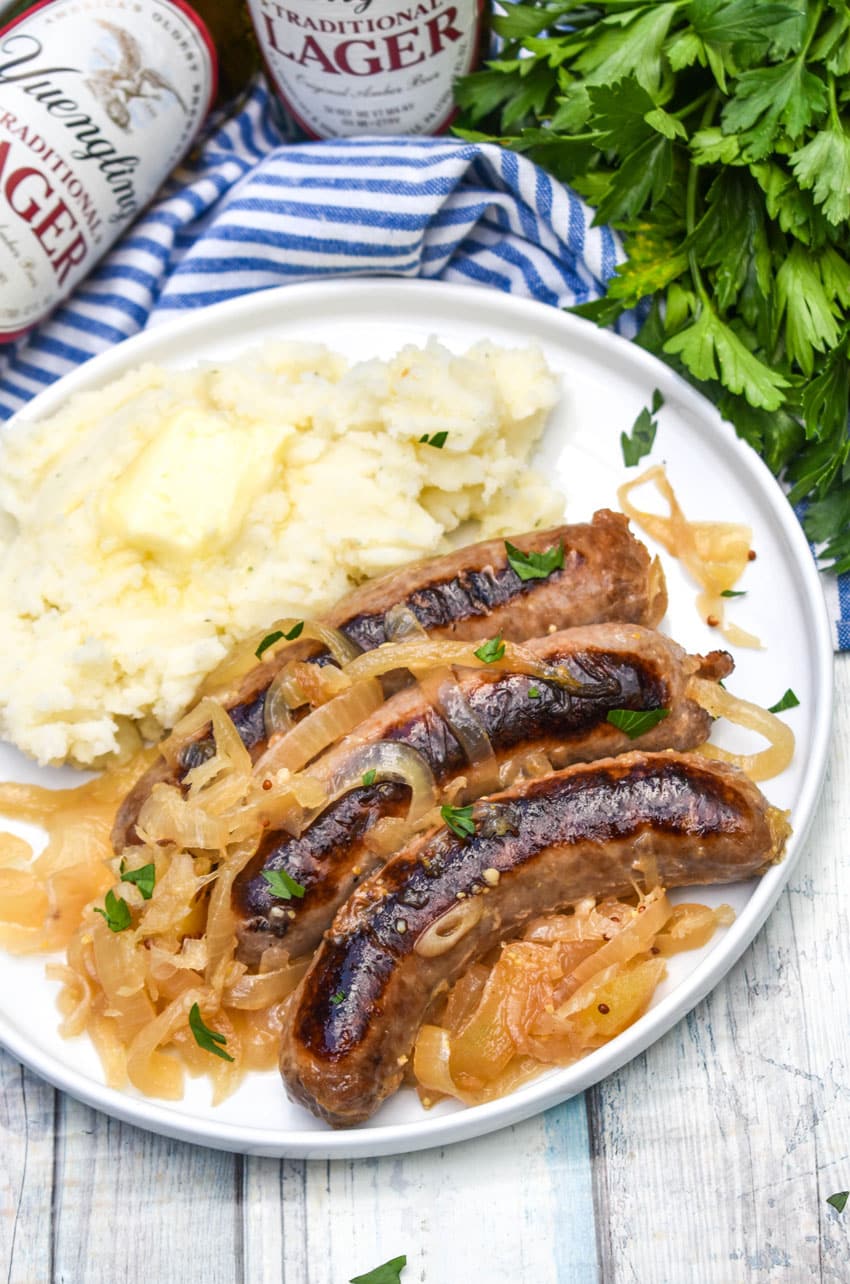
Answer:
(279, 752, 789, 1127)
(112, 511, 665, 850)
(234, 625, 732, 963)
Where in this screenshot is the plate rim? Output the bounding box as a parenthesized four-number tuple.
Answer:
(0, 277, 835, 1158)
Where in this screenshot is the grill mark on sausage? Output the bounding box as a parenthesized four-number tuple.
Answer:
(280, 753, 787, 1125)
(340, 559, 574, 651)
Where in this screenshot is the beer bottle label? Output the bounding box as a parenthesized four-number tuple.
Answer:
(0, 0, 216, 339)
(249, 0, 484, 140)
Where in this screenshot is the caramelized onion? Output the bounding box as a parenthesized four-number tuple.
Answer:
(618, 465, 758, 647)
(414, 896, 484, 958)
(384, 604, 428, 642)
(324, 742, 438, 823)
(688, 677, 795, 780)
(417, 668, 499, 787)
(344, 637, 609, 696)
(222, 959, 308, 1009)
(198, 618, 362, 702)
(263, 670, 295, 741)
(564, 888, 671, 993)
(253, 678, 384, 778)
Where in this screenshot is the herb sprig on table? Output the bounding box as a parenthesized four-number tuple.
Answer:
(455, 0, 850, 572)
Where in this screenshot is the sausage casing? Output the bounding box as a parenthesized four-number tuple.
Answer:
(234, 624, 732, 962)
(279, 752, 789, 1127)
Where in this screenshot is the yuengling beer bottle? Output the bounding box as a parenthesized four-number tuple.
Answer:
(0, 0, 226, 341)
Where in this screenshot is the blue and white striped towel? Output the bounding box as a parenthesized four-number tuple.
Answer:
(0, 79, 846, 649)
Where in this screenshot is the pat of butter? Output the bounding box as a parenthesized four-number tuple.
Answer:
(100, 408, 286, 563)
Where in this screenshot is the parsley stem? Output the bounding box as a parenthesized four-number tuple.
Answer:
(828, 74, 842, 134)
(686, 90, 720, 307)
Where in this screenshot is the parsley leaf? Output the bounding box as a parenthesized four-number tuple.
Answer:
(93, 889, 132, 933)
(440, 803, 476, 840)
(188, 1003, 234, 1063)
(474, 633, 506, 664)
(362, 768, 377, 786)
(330, 990, 346, 1007)
(528, 685, 541, 699)
(262, 868, 306, 900)
(791, 125, 850, 226)
(349, 1256, 407, 1284)
(505, 539, 564, 582)
(827, 1191, 849, 1214)
(621, 389, 664, 466)
(119, 859, 156, 901)
(255, 620, 303, 660)
(720, 589, 747, 598)
(663, 306, 789, 411)
(768, 688, 800, 713)
(419, 431, 449, 449)
(607, 708, 670, 738)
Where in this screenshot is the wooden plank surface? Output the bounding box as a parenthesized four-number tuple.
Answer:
(1, 660, 848, 1283)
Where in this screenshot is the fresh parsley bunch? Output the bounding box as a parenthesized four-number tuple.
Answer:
(455, 0, 850, 572)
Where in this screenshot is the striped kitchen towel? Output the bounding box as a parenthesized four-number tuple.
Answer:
(0, 78, 845, 650)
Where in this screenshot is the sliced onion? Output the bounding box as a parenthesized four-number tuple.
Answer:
(223, 959, 308, 1009)
(417, 668, 498, 775)
(263, 670, 295, 741)
(564, 887, 671, 993)
(413, 1024, 458, 1098)
(384, 604, 428, 642)
(253, 678, 384, 778)
(618, 465, 757, 645)
(688, 677, 795, 781)
(137, 784, 230, 850)
(344, 637, 608, 696)
(323, 741, 438, 823)
(414, 896, 484, 958)
(197, 618, 361, 702)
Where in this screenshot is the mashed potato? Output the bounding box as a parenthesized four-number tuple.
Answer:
(0, 339, 563, 767)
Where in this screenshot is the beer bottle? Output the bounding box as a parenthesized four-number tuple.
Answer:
(0, 0, 257, 342)
(248, 0, 489, 140)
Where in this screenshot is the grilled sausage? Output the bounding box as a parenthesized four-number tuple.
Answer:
(112, 511, 666, 850)
(234, 625, 733, 963)
(279, 752, 789, 1127)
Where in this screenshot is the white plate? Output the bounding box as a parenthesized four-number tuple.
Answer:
(0, 280, 834, 1159)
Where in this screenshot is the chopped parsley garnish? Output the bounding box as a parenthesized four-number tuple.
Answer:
(606, 708, 670, 739)
(255, 620, 303, 660)
(330, 990, 346, 1007)
(768, 688, 800, 714)
(350, 1256, 408, 1284)
(93, 889, 132, 933)
(474, 633, 506, 664)
(504, 539, 564, 582)
(720, 589, 747, 598)
(419, 431, 448, 449)
(621, 389, 663, 467)
(440, 803, 476, 840)
(188, 1003, 234, 1063)
(362, 768, 377, 786)
(262, 868, 306, 900)
(827, 1192, 849, 1214)
(528, 685, 541, 699)
(119, 859, 155, 901)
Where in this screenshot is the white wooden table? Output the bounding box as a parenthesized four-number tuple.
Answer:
(2, 659, 848, 1284)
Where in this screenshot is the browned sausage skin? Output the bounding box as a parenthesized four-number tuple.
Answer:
(234, 625, 732, 963)
(279, 752, 789, 1128)
(111, 511, 666, 851)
